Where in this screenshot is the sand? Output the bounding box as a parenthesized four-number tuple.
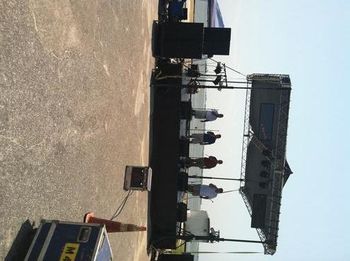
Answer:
(0, 0, 157, 260)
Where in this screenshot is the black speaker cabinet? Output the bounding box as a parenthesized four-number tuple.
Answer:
(176, 202, 187, 222)
(157, 22, 204, 58)
(203, 28, 231, 56)
(251, 194, 267, 228)
(177, 172, 188, 191)
(158, 254, 194, 261)
(180, 101, 192, 120)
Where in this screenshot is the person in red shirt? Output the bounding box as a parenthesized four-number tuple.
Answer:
(184, 156, 223, 169)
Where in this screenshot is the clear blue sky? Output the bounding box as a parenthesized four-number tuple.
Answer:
(199, 0, 350, 260)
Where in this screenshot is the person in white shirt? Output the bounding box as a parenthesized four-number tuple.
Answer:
(187, 183, 223, 199)
(192, 109, 223, 122)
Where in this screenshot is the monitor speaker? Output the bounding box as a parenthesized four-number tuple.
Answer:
(203, 28, 231, 56)
(158, 254, 194, 261)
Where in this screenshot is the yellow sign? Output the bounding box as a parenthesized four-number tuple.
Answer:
(60, 243, 80, 261)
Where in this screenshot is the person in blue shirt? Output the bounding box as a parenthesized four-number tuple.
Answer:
(168, 0, 187, 22)
(188, 131, 221, 145)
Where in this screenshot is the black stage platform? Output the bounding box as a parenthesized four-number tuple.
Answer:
(149, 62, 185, 249)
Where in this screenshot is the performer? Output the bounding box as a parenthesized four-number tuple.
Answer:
(187, 183, 223, 199)
(189, 131, 221, 145)
(184, 156, 223, 169)
(192, 109, 223, 122)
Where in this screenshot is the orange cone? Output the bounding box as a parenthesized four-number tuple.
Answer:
(84, 212, 146, 233)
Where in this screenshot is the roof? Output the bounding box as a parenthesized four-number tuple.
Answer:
(239, 74, 292, 255)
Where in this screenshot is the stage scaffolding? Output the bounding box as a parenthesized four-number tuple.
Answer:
(239, 74, 291, 255)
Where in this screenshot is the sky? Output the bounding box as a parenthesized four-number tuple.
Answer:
(198, 0, 350, 260)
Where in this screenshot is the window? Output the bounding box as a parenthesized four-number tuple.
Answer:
(258, 103, 275, 141)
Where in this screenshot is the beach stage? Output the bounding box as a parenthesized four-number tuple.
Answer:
(149, 61, 191, 249)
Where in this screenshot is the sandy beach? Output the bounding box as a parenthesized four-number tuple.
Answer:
(0, 0, 157, 260)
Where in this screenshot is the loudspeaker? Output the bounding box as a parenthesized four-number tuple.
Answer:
(177, 172, 188, 191)
(177, 202, 187, 222)
(179, 139, 190, 157)
(158, 254, 194, 261)
(157, 22, 204, 58)
(123, 166, 152, 191)
(180, 101, 192, 119)
(251, 194, 267, 228)
(203, 28, 231, 56)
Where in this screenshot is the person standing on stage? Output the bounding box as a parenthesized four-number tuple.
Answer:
(192, 109, 223, 122)
(189, 131, 221, 145)
(187, 183, 223, 199)
(184, 155, 223, 169)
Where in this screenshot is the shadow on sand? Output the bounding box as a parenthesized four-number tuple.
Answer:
(5, 219, 36, 261)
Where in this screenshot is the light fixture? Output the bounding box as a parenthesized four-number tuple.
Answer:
(214, 62, 222, 74)
(260, 171, 269, 178)
(212, 75, 222, 85)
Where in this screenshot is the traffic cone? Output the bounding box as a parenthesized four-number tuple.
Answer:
(84, 212, 146, 232)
